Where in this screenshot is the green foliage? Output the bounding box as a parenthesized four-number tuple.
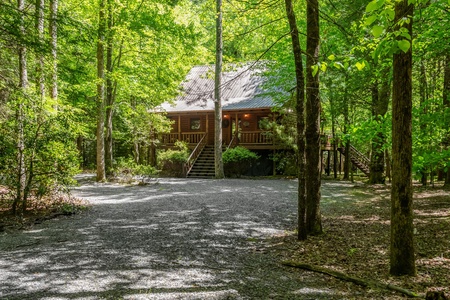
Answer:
(112, 157, 158, 177)
(223, 146, 259, 177)
(0, 93, 80, 211)
(157, 141, 190, 177)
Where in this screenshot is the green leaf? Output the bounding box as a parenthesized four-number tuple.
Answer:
(311, 65, 319, 76)
(364, 15, 378, 26)
(320, 62, 327, 72)
(397, 40, 411, 53)
(385, 8, 395, 21)
(366, 0, 378, 12)
(328, 54, 336, 61)
(333, 62, 343, 69)
(355, 61, 366, 71)
(400, 31, 411, 40)
(366, 0, 385, 12)
(372, 25, 384, 38)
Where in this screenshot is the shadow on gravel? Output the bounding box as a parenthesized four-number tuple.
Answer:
(0, 178, 348, 299)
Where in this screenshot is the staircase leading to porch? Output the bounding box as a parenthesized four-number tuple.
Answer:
(187, 145, 215, 178)
(338, 145, 371, 177)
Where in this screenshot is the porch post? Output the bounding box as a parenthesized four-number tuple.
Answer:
(235, 112, 238, 140)
(206, 113, 209, 138)
(178, 115, 181, 141)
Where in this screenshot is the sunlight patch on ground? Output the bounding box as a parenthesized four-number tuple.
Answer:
(291, 287, 338, 296)
(124, 289, 240, 300)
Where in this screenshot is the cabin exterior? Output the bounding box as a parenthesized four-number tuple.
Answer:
(156, 64, 361, 178)
(159, 64, 277, 151)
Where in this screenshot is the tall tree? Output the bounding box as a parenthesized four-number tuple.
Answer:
(105, 0, 114, 175)
(444, 54, 450, 186)
(12, 0, 29, 215)
(214, 0, 225, 179)
(305, 0, 322, 235)
(369, 67, 390, 184)
(96, 0, 106, 182)
(284, 0, 306, 240)
(35, 0, 45, 100)
(390, 0, 416, 276)
(50, 0, 58, 101)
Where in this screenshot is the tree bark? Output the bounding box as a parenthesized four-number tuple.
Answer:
(12, 0, 28, 215)
(343, 75, 350, 180)
(305, 0, 322, 235)
(214, 0, 224, 179)
(284, 0, 306, 240)
(419, 60, 429, 185)
(443, 55, 450, 186)
(50, 0, 58, 102)
(105, 0, 113, 176)
(96, 0, 106, 182)
(369, 72, 390, 184)
(35, 0, 45, 101)
(390, 0, 416, 276)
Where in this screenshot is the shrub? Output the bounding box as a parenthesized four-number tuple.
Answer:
(112, 157, 158, 178)
(157, 141, 190, 177)
(223, 146, 260, 177)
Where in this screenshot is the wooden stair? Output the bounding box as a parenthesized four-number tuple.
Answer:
(338, 145, 370, 177)
(187, 145, 215, 178)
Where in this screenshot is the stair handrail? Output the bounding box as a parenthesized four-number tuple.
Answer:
(349, 145, 370, 168)
(183, 133, 208, 177)
(226, 134, 237, 150)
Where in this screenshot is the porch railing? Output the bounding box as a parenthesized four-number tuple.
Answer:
(182, 133, 208, 177)
(161, 132, 206, 145)
(239, 131, 272, 144)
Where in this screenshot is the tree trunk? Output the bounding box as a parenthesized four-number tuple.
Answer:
(96, 0, 106, 182)
(214, 0, 224, 179)
(105, 0, 113, 176)
(284, 0, 306, 240)
(443, 55, 450, 186)
(35, 0, 45, 101)
(419, 60, 429, 185)
(390, 0, 416, 277)
(50, 0, 58, 102)
(13, 0, 28, 215)
(305, 0, 322, 235)
(343, 75, 350, 180)
(369, 72, 390, 184)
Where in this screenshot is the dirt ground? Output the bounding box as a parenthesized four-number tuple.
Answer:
(1, 177, 449, 299)
(271, 179, 450, 299)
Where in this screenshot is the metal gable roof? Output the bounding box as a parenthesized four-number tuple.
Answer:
(159, 63, 274, 113)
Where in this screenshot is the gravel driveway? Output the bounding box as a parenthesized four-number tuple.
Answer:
(0, 177, 351, 299)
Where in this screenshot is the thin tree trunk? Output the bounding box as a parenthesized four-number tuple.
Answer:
(50, 0, 58, 102)
(284, 0, 306, 240)
(96, 0, 106, 182)
(390, 0, 416, 276)
(35, 0, 45, 101)
(305, 0, 322, 235)
(369, 72, 390, 184)
(13, 0, 28, 215)
(343, 75, 350, 180)
(443, 55, 450, 186)
(419, 60, 429, 185)
(214, 0, 224, 179)
(105, 0, 113, 176)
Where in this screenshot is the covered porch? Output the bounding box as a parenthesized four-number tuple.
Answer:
(160, 109, 277, 150)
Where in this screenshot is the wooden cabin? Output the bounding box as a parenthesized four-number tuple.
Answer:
(159, 63, 277, 151)
(156, 64, 368, 178)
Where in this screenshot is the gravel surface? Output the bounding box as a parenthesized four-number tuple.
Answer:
(0, 176, 354, 299)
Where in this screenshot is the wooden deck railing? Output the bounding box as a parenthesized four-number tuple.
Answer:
(161, 132, 206, 145)
(239, 131, 272, 144)
(182, 133, 208, 177)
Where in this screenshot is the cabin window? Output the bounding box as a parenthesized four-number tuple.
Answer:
(190, 118, 201, 130)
